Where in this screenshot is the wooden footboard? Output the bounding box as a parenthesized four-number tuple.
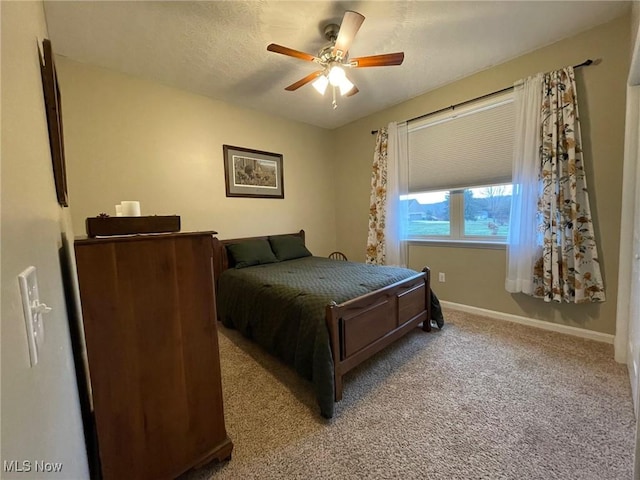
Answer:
(325, 267, 431, 401)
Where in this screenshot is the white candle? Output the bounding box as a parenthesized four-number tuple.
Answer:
(120, 201, 141, 217)
(115, 205, 123, 217)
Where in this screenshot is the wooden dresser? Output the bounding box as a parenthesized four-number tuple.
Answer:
(74, 231, 232, 479)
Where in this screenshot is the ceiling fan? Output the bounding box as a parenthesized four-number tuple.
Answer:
(267, 10, 404, 109)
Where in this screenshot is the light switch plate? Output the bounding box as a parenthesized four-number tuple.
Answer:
(18, 266, 43, 367)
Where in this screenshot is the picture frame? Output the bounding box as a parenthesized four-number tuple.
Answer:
(223, 145, 284, 199)
(39, 38, 68, 207)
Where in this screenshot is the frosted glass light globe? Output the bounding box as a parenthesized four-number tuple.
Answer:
(328, 65, 346, 86)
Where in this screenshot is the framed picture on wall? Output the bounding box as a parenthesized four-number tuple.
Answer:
(223, 145, 284, 199)
(39, 38, 68, 207)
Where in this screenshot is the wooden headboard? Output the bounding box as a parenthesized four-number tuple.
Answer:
(211, 230, 305, 289)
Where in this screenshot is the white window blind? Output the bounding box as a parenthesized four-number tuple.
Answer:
(408, 93, 515, 192)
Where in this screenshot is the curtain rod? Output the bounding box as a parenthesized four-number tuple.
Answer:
(371, 59, 594, 135)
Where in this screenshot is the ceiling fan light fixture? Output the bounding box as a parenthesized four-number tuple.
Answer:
(266, 10, 403, 107)
(328, 64, 346, 86)
(312, 74, 329, 95)
(338, 77, 354, 96)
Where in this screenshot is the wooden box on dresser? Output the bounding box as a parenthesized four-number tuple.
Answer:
(74, 231, 233, 480)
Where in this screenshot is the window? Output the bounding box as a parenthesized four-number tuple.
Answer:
(463, 185, 512, 238)
(402, 184, 512, 241)
(405, 189, 450, 237)
(404, 92, 514, 243)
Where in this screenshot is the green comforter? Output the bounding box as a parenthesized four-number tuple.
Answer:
(216, 256, 422, 418)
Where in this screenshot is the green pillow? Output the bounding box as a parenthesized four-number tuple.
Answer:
(268, 235, 312, 261)
(226, 239, 278, 269)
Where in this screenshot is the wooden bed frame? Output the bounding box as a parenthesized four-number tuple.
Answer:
(211, 230, 431, 404)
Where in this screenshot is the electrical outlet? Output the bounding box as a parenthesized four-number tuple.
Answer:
(438, 272, 446, 282)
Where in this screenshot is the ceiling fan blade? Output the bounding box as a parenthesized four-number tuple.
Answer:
(332, 11, 365, 60)
(345, 85, 359, 97)
(284, 71, 324, 91)
(267, 43, 319, 63)
(350, 52, 405, 68)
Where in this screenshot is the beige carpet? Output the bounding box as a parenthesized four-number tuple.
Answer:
(182, 309, 635, 480)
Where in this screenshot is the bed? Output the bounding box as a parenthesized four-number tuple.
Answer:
(212, 230, 435, 418)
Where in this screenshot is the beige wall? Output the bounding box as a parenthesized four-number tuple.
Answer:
(1, 2, 89, 478)
(333, 14, 631, 334)
(633, 2, 640, 55)
(56, 58, 337, 256)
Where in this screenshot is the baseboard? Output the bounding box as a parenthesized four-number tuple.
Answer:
(441, 301, 614, 344)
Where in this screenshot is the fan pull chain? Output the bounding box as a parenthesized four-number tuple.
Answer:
(332, 86, 337, 109)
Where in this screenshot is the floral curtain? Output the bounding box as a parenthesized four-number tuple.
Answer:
(366, 128, 388, 264)
(366, 124, 409, 266)
(533, 66, 605, 303)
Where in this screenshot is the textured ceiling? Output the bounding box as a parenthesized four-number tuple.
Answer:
(43, 1, 630, 130)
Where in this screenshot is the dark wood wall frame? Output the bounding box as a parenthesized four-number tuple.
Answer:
(223, 144, 284, 199)
(39, 38, 68, 207)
